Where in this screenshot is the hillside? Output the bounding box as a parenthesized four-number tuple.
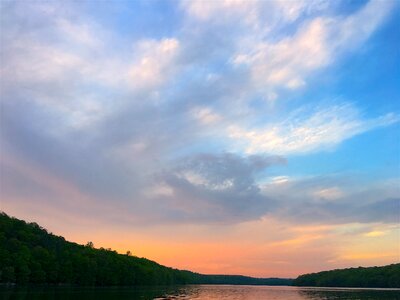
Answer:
(293, 264, 400, 288)
(0, 212, 291, 286)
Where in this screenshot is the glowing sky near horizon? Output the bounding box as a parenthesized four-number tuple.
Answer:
(0, 0, 399, 277)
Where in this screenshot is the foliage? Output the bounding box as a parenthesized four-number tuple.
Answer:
(0, 212, 291, 286)
(0, 212, 197, 285)
(5, 212, 397, 288)
(293, 264, 400, 288)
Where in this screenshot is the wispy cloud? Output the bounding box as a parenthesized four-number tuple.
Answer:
(231, 0, 396, 93)
(227, 104, 399, 155)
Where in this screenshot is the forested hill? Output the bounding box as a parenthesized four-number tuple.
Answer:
(293, 264, 400, 288)
(0, 212, 291, 286)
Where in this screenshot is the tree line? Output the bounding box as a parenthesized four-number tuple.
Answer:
(2, 212, 398, 288)
(293, 264, 400, 288)
(0, 212, 291, 286)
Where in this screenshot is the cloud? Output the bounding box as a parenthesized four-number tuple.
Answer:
(228, 104, 399, 155)
(232, 0, 396, 91)
(313, 187, 344, 201)
(128, 38, 181, 90)
(150, 153, 286, 223)
(261, 176, 400, 224)
(181, 0, 329, 28)
(333, 0, 397, 49)
(0, 1, 183, 132)
(233, 17, 330, 90)
(192, 106, 222, 125)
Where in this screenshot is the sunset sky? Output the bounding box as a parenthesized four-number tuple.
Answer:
(1, 0, 399, 278)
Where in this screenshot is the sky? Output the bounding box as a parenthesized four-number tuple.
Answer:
(0, 0, 399, 278)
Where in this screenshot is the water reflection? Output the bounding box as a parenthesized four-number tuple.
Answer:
(1, 285, 399, 300)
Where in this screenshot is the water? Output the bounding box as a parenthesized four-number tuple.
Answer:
(1, 285, 399, 300)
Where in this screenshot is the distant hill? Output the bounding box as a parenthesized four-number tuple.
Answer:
(293, 264, 400, 288)
(0, 212, 291, 286)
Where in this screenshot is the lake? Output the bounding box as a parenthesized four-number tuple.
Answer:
(1, 285, 399, 300)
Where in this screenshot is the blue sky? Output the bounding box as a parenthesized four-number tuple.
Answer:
(1, 0, 399, 276)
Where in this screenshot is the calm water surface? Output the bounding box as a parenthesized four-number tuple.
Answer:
(1, 285, 399, 300)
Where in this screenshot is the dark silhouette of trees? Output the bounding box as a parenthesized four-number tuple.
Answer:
(0, 212, 292, 286)
(1, 211, 398, 288)
(293, 264, 400, 288)
(0, 212, 196, 286)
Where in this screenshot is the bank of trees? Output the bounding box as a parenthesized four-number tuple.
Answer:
(0, 212, 291, 286)
(190, 274, 291, 285)
(3, 212, 397, 288)
(293, 264, 400, 288)
(0, 212, 195, 285)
